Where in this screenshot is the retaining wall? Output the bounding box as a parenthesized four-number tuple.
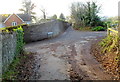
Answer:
(23, 20, 70, 42)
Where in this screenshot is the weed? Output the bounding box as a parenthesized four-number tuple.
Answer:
(2, 56, 21, 80)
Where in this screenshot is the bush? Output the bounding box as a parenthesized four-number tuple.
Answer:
(98, 35, 120, 80)
(99, 35, 119, 53)
(92, 26, 106, 31)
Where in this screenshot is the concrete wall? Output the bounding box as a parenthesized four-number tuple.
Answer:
(23, 20, 69, 42)
(0, 33, 17, 74)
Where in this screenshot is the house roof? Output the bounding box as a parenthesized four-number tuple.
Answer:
(17, 14, 31, 21)
(0, 14, 10, 22)
(0, 14, 31, 23)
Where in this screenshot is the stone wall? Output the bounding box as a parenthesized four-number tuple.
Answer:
(0, 32, 17, 74)
(23, 20, 70, 42)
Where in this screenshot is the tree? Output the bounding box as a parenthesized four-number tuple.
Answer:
(85, 2, 103, 27)
(19, 0, 36, 18)
(40, 8, 46, 19)
(51, 14, 57, 20)
(70, 2, 102, 28)
(70, 2, 86, 27)
(59, 13, 65, 21)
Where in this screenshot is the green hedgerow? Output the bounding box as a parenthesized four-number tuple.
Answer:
(92, 26, 106, 31)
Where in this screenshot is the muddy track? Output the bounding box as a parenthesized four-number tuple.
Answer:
(24, 27, 112, 80)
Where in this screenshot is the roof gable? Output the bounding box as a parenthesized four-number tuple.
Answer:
(4, 14, 25, 23)
(0, 14, 31, 23)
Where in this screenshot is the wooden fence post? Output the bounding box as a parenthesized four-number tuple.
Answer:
(107, 29, 110, 35)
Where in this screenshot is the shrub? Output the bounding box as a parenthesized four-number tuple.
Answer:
(92, 26, 106, 31)
(99, 35, 119, 53)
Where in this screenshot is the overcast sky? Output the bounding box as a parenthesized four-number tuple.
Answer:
(0, 0, 119, 18)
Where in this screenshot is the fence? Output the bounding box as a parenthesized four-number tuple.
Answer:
(1, 33, 17, 73)
(107, 28, 118, 36)
(0, 32, 17, 79)
(0, 25, 25, 78)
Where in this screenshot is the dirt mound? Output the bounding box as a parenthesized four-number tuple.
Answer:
(16, 52, 36, 80)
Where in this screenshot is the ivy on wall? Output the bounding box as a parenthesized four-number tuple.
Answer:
(1, 25, 26, 55)
(13, 26, 24, 55)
